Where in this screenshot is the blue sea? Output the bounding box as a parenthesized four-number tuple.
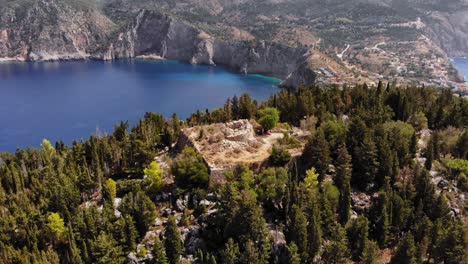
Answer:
(451, 57, 468, 83)
(0, 60, 280, 152)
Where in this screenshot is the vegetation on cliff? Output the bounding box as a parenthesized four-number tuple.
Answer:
(0, 83, 467, 263)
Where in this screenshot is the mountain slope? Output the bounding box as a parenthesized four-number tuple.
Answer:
(1, 0, 467, 88)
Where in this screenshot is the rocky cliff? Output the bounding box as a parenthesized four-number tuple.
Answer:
(423, 10, 468, 57)
(107, 10, 308, 79)
(0, 0, 115, 61)
(2, 0, 468, 88)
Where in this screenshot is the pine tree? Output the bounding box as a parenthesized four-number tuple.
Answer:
(352, 132, 379, 191)
(239, 94, 254, 119)
(335, 144, 352, 225)
(172, 113, 181, 138)
(425, 131, 440, 170)
(222, 238, 239, 264)
(301, 130, 331, 180)
(347, 216, 369, 261)
(321, 192, 336, 239)
(432, 193, 451, 222)
(224, 191, 271, 264)
(240, 240, 260, 264)
(224, 98, 233, 122)
(232, 96, 240, 120)
(361, 240, 380, 264)
(153, 236, 169, 264)
(66, 224, 83, 264)
(321, 224, 350, 263)
(442, 221, 467, 264)
(164, 216, 182, 264)
(371, 192, 390, 248)
(124, 216, 138, 253)
(91, 232, 123, 264)
(455, 130, 468, 159)
(425, 140, 434, 170)
(390, 234, 417, 264)
(307, 202, 322, 261)
(285, 242, 301, 264)
(287, 205, 308, 261)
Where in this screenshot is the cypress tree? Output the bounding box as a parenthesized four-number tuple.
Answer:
(347, 216, 369, 261)
(66, 224, 83, 264)
(371, 192, 390, 248)
(287, 205, 308, 261)
(361, 240, 380, 264)
(232, 96, 240, 120)
(442, 221, 467, 264)
(455, 130, 468, 159)
(335, 144, 352, 225)
(321, 224, 350, 263)
(164, 216, 182, 264)
(390, 234, 417, 264)
(307, 202, 322, 261)
(222, 238, 239, 264)
(153, 236, 169, 264)
(91, 232, 123, 264)
(301, 129, 331, 180)
(285, 242, 301, 264)
(240, 240, 259, 264)
(352, 132, 379, 191)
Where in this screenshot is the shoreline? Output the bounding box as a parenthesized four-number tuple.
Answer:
(135, 54, 165, 60)
(0, 55, 286, 85)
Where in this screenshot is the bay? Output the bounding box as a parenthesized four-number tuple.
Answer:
(451, 57, 468, 82)
(0, 59, 280, 152)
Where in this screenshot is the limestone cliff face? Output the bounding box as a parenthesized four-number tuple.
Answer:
(423, 10, 468, 57)
(0, 0, 114, 61)
(0, 2, 313, 85)
(281, 60, 318, 88)
(107, 10, 308, 79)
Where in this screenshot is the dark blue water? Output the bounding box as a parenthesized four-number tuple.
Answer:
(451, 57, 468, 82)
(0, 60, 279, 152)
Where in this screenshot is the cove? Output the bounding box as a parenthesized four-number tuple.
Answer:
(451, 57, 468, 82)
(0, 59, 280, 152)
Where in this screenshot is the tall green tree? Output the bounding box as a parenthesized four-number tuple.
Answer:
(307, 201, 322, 261)
(390, 234, 417, 264)
(335, 144, 352, 225)
(347, 216, 369, 261)
(171, 146, 210, 189)
(287, 205, 308, 261)
(91, 232, 123, 264)
(221, 238, 239, 264)
(285, 242, 301, 264)
(352, 132, 379, 191)
(164, 216, 182, 264)
(153, 236, 169, 264)
(301, 130, 331, 180)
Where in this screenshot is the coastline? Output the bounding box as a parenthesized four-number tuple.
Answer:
(135, 54, 165, 60)
(0, 55, 287, 86)
(0, 57, 25, 63)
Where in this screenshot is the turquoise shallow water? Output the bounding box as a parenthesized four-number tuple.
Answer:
(0, 59, 279, 152)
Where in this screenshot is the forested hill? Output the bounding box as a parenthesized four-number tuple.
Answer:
(0, 83, 467, 263)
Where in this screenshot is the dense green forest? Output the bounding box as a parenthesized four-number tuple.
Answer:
(0, 83, 467, 263)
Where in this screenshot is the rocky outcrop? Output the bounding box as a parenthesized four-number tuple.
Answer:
(281, 60, 318, 88)
(0, 0, 114, 61)
(423, 10, 468, 57)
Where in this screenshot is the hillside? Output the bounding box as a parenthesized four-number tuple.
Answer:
(1, 0, 467, 88)
(0, 85, 466, 263)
